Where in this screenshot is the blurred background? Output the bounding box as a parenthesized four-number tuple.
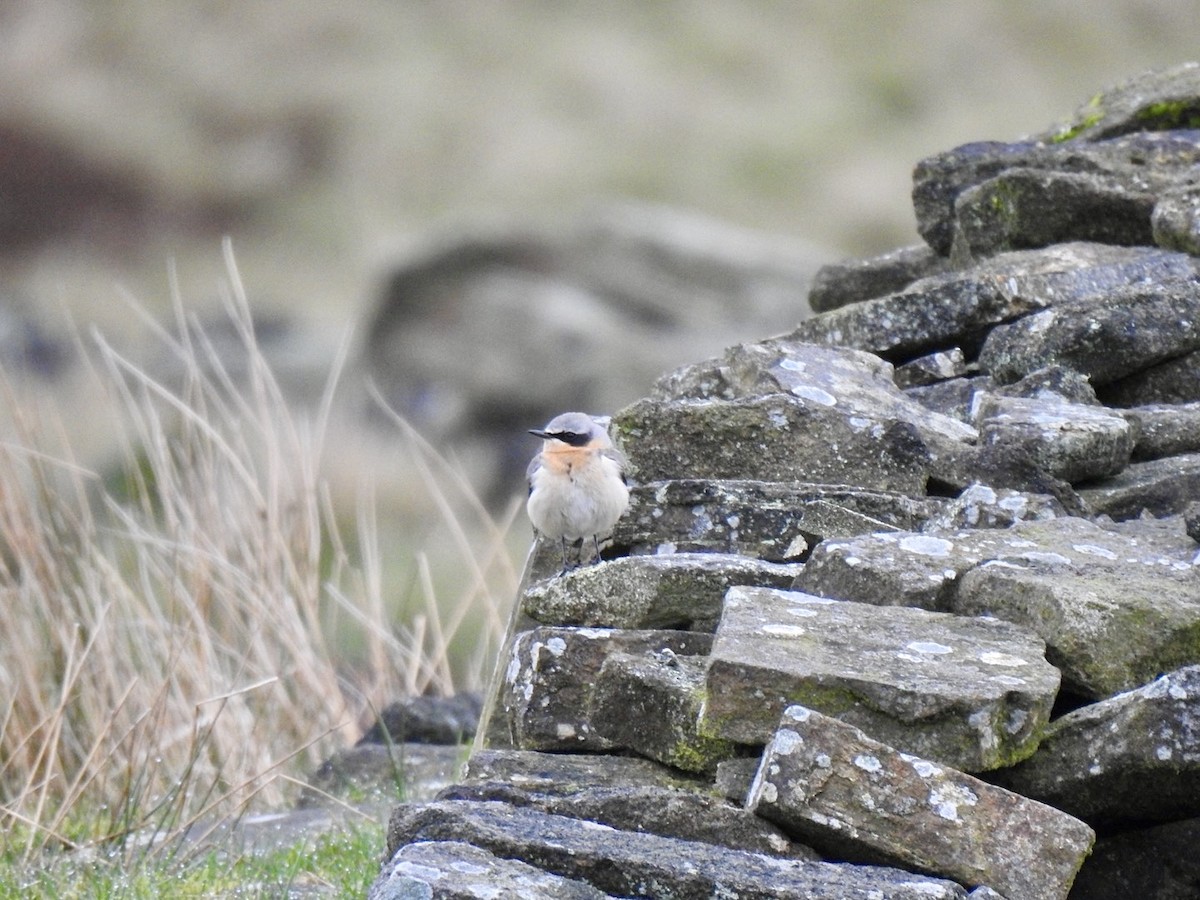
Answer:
(1, 0, 1199, 585)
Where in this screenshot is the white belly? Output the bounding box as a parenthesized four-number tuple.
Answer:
(527, 457, 628, 541)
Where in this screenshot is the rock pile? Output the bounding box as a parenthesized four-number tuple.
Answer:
(370, 65, 1200, 900)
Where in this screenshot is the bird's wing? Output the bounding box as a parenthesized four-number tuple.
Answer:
(601, 447, 629, 484)
(525, 453, 544, 495)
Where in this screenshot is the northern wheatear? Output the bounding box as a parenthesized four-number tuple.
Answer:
(526, 412, 629, 574)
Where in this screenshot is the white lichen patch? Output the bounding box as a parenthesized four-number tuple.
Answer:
(773, 728, 804, 755)
(786, 606, 821, 618)
(395, 860, 445, 880)
(928, 783, 978, 821)
(763, 623, 808, 637)
(792, 385, 838, 407)
(854, 754, 883, 773)
(990, 674, 1027, 687)
(979, 651, 1028, 667)
(1005, 709, 1028, 735)
(899, 535, 954, 557)
(555, 723, 577, 740)
(1015, 550, 1072, 566)
(784, 705, 813, 722)
(906, 641, 953, 655)
(785, 534, 810, 558)
(910, 759, 943, 778)
(545, 637, 567, 657)
(1072, 543, 1118, 560)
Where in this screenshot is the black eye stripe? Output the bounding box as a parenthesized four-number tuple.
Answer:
(551, 431, 592, 447)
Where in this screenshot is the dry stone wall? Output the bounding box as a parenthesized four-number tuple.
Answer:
(371, 64, 1200, 900)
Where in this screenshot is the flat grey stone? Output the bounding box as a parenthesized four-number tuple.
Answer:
(789, 243, 1196, 362)
(1077, 452, 1200, 520)
(616, 338, 978, 495)
(299, 743, 464, 808)
(461, 749, 707, 796)
(445, 750, 805, 859)
(748, 705, 1094, 900)
(495, 627, 711, 752)
(798, 517, 1200, 699)
(794, 526, 1009, 613)
(522, 552, 801, 631)
(386, 800, 971, 899)
(1034, 62, 1200, 143)
(370, 840, 612, 899)
(1101, 349, 1200, 406)
(955, 551, 1200, 700)
(894, 347, 967, 388)
(1122, 403, 1200, 461)
(617, 393, 934, 493)
(994, 665, 1200, 829)
(914, 132, 1200, 256)
(978, 281, 1200, 386)
(950, 166, 1155, 260)
(808, 244, 949, 313)
(613, 479, 942, 563)
(922, 484, 1066, 532)
(591, 650, 737, 774)
(701, 586, 1060, 770)
(972, 393, 1134, 483)
(1153, 183, 1200, 255)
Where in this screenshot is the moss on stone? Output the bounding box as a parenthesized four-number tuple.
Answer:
(1134, 99, 1200, 130)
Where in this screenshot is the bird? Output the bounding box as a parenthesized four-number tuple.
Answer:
(526, 412, 630, 575)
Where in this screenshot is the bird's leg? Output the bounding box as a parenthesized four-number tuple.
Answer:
(558, 536, 570, 576)
(591, 534, 603, 566)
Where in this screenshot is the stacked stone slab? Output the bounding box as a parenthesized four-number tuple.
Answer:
(372, 64, 1200, 900)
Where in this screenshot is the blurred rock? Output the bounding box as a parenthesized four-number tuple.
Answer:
(357, 692, 483, 746)
(363, 203, 825, 500)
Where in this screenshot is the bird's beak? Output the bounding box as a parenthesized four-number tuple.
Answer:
(528, 429, 550, 439)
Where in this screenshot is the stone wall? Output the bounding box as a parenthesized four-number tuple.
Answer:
(370, 64, 1200, 900)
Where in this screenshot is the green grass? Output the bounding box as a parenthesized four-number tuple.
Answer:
(0, 244, 519, 895)
(0, 820, 384, 899)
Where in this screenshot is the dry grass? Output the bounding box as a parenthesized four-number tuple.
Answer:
(0, 242, 519, 869)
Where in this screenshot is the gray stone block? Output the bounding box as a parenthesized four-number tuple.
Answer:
(701, 586, 1059, 770)
(370, 840, 613, 899)
(614, 479, 941, 562)
(522, 551, 801, 631)
(385, 800, 972, 899)
(748, 705, 1094, 900)
(496, 627, 711, 752)
(995, 665, 1200, 828)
